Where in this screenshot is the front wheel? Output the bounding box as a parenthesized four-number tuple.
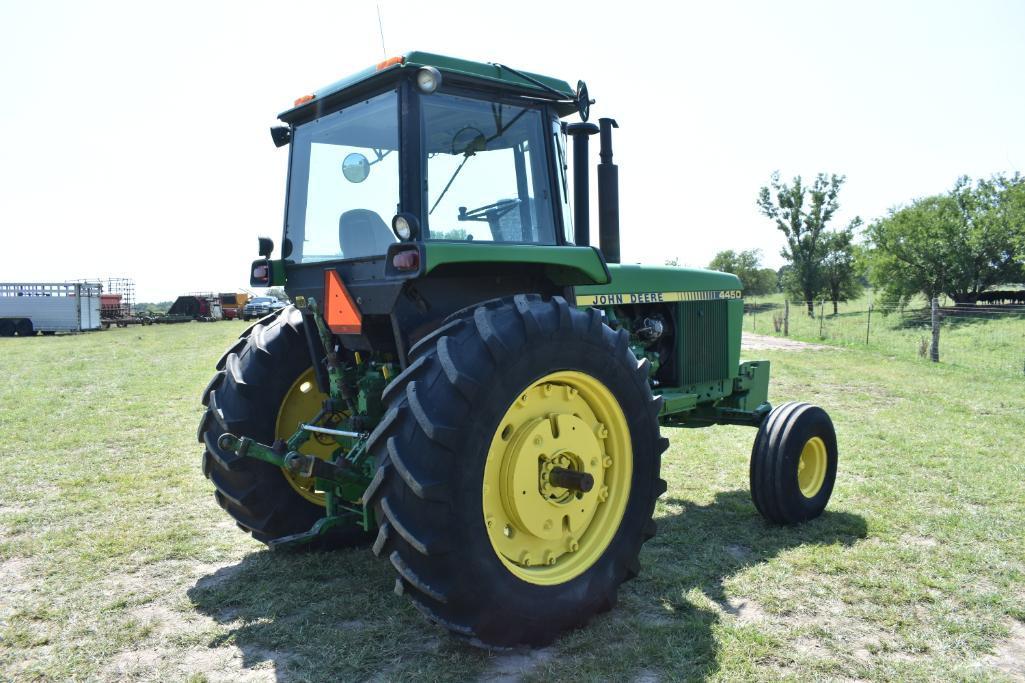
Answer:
(365, 295, 667, 646)
(750, 402, 837, 524)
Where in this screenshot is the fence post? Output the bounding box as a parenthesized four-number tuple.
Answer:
(865, 303, 873, 345)
(784, 300, 789, 336)
(930, 298, 940, 362)
(818, 300, 824, 339)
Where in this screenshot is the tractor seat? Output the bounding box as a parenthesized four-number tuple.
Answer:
(338, 209, 397, 259)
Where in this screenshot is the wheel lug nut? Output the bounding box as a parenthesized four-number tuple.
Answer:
(603, 456, 613, 468)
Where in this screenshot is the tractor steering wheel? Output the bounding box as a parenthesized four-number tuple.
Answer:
(457, 198, 522, 222)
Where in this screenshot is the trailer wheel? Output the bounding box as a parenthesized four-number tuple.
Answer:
(0, 320, 15, 337)
(366, 295, 668, 647)
(198, 306, 371, 548)
(750, 402, 837, 524)
(15, 319, 35, 336)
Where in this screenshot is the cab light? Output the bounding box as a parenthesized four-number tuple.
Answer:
(376, 55, 404, 70)
(293, 94, 314, 106)
(392, 250, 420, 271)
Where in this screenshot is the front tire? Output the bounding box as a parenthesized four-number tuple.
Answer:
(750, 402, 837, 524)
(365, 295, 667, 646)
(198, 307, 370, 547)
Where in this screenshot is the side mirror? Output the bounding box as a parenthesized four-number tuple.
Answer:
(270, 125, 291, 148)
(342, 153, 370, 183)
(258, 236, 274, 258)
(575, 80, 594, 122)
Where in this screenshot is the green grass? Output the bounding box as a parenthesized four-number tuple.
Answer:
(2, 322, 1024, 681)
(745, 292, 1025, 377)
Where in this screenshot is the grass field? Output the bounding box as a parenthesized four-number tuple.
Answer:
(744, 293, 1025, 378)
(2, 322, 1024, 681)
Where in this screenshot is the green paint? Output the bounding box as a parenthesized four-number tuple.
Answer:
(282, 51, 577, 120)
(577, 263, 742, 298)
(423, 242, 610, 285)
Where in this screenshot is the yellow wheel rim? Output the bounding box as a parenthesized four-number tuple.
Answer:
(482, 371, 632, 586)
(275, 368, 346, 506)
(797, 436, 827, 498)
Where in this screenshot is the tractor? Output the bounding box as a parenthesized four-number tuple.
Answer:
(199, 53, 838, 647)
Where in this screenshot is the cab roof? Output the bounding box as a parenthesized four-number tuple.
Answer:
(279, 51, 577, 122)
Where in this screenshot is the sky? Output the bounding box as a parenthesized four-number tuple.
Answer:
(1, 0, 1023, 302)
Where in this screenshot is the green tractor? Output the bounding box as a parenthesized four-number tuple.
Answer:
(199, 53, 838, 647)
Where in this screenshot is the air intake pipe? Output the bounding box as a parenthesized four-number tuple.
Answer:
(565, 122, 599, 246)
(597, 117, 620, 264)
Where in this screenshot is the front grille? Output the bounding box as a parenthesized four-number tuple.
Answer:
(678, 299, 728, 385)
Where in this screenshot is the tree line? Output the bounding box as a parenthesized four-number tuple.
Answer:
(692, 172, 1025, 314)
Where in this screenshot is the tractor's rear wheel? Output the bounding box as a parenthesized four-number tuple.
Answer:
(750, 402, 837, 524)
(198, 306, 370, 547)
(365, 295, 667, 646)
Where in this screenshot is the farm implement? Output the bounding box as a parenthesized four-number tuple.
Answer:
(199, 53, 838, 647)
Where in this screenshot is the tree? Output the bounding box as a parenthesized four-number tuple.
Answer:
(265, 287, 289, 301)
(819, 225, 864, 314)
(757, 172, 858, 316)
(866, 175, 1025, 305)
(708, 249, 776, 296)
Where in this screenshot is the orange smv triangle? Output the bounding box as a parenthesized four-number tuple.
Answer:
(324, 270, 362, 334)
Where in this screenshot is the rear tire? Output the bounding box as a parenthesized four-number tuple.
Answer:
(0, 320, 15, 337)
(750, 402, 837, 524)
(14, 319, 34, 336)
(198, 306, 370, 548)
(365, 295, 667, 647)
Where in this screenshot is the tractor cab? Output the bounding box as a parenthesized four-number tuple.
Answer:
(256, 53, 613, 355)
(268, 54, 593, 262)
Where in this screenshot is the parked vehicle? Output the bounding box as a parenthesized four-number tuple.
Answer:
(219, 292, 250, 320)
(241, 296, 286, 321)
(0, 282, 102, 335)
(201, 52, 838, 648)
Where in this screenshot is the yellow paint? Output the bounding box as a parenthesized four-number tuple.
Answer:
(575, 290, 742, 306)
(482, 371, 632, 585)
(797, 436, 827, 498)
(275, 368, 346, 506)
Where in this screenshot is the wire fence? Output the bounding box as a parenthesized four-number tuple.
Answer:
(744, 297, 1025, 378)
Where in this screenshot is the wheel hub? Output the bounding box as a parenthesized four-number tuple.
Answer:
(797, 436, 827, 498)
(483, 372, 632, 584)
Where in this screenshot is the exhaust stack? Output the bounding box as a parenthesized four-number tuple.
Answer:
(565, 122, 599, 246)
(597, 118, 620, 264)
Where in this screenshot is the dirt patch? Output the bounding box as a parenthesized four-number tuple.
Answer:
(720, 596, 766, 624)
(742, 333, 829, 352)
(983, 620, 1025, 679)
(1, 557, 35, 619)
(479, 647, 554, 682)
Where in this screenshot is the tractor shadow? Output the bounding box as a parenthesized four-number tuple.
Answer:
(188, 490, 866, 681)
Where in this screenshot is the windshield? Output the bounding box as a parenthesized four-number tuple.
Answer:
(285, 91, 399, 263)
(423, 94, 556, 243)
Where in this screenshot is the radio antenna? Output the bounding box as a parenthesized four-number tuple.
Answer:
(376, 4, 387, 58)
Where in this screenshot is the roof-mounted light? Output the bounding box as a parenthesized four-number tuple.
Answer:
(293, 94, 314, 107)
(415, 66, 442, 94)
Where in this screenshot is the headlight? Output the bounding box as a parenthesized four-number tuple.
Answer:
(391, 212, 420, 241)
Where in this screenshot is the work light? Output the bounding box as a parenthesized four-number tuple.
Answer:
(391, 213, 420, 240)
(416, 66, 442, 94)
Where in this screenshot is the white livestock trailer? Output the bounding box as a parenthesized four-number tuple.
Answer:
(0, 283, 103, 335)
